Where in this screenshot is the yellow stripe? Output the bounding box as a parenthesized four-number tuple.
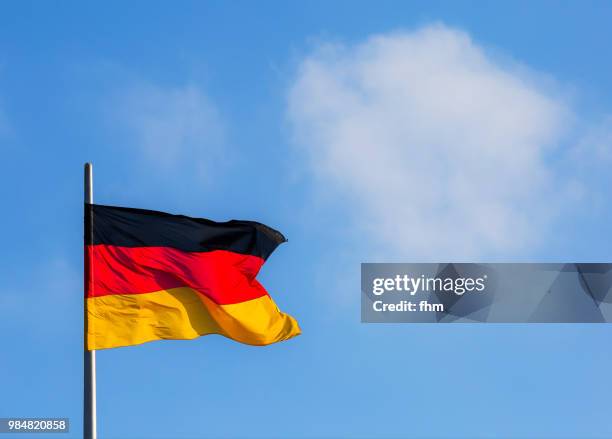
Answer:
(86, 288, 301, 350)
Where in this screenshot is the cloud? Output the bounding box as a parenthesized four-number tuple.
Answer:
(288, 24, 574, 259)
(115, 82, 225, 176)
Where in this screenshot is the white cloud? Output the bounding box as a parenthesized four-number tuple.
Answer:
(560, 115, 612, 211)
(288, 24, 574, 259)
(116, 83, 224, 175)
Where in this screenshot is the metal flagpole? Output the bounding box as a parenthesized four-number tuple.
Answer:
(84, 163, 97, 439)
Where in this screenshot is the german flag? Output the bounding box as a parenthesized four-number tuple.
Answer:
(85, 204, 301, 350)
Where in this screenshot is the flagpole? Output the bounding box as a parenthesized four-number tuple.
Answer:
(84, 163, 97, 439)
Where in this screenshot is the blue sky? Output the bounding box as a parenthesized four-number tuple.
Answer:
(1, 1, 612, 438)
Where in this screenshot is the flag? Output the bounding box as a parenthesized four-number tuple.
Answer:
(85, 204, 301, 350)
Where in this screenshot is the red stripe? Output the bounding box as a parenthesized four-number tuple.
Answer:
(86, 245, 269, 305)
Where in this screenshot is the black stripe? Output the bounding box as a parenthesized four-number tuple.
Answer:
(85, 204, 286, 260)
